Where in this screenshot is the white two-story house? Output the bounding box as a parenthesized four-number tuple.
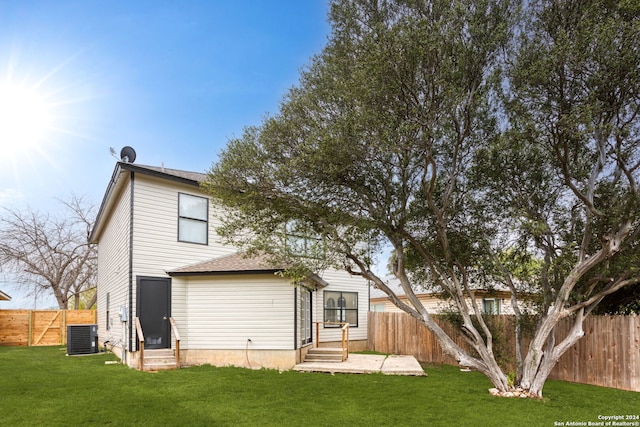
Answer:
(89, 159, 369, 370)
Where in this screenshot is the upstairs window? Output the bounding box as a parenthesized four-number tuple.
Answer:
(285, 222, 323, 258)
(178, 193, 208, 244)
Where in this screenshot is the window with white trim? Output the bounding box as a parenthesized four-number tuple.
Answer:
(178, 193, 208, 244)
(482, 298, 501, 315)
(324, 291, 358, 327)
(371, 303, 385, 312)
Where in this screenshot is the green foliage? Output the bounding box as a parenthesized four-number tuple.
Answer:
(508, 371, 517, 388)
(205, 0, 517, 283)
(504, 0, 640, 314)
(68, 287, 96, 310)
(204, 0, 640, 392)
(438, 312, 515, 370)
(594, 278, 640, 315)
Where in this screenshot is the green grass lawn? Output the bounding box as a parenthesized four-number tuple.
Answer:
(1, 346, 638, 426)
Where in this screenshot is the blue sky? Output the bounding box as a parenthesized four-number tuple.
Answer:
(0, 1, 332, 308)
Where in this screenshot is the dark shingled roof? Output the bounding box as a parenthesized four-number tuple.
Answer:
(167, 252, 330, 288)
(168, 252, 284, 276)
(127, 163, 208, 183)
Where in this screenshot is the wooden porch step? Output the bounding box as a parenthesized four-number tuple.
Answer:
(143, 349, 177, 371)
(304, 347, 346, 363)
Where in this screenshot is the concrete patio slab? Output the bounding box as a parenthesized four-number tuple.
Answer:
(293, 354, 425, 376)
(381, 355, 426, 376)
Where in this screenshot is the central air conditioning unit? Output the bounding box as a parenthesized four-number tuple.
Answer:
(67, 324, 98, 355)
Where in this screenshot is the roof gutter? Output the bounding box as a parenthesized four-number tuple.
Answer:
(167, 269, 283, 277)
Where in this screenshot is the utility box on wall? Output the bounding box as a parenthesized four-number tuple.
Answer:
(67, 324, 98, 355)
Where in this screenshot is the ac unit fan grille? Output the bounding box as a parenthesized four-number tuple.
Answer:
(67, 324, 98, 355)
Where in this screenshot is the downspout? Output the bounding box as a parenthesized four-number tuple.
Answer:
(293, 287, 298, 350)
(128, 171, 135, 360)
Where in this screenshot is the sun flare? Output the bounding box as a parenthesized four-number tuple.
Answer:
(0, 82, 53, 156)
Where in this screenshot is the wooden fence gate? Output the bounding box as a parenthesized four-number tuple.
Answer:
(0, 309, 97, 346)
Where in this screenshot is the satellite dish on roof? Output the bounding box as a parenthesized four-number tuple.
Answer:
(120, 146, 137, 163)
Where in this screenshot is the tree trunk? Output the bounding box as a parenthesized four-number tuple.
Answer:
(519, 310, 586, 398)
(86, 292, 97, 309)
(416, 312, 510, 392)
(55, 292, 68, 310)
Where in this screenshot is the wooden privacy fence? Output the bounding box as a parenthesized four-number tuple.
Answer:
(368, 311, 640, 392)
(0, 310, 97, 347)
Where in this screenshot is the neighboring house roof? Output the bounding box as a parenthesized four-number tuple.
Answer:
(167, 252, 330, 288)
(369, 276, 512, 302)
(90, 162, 209, 243)
(0, 290, 12, 301)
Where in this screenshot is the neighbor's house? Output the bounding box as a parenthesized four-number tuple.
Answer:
(89, 161, 369, 371)
(370, 278, 532, 315)
(0, 290, 11, 302)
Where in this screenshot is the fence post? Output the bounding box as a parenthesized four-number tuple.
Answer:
(28, 310, 33, 347)
(0, 309, 97, 347)
(61, 310, 67, 345)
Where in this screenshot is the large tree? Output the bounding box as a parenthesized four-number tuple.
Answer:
(204, 0, 640, 398)
(0, 196, 97, 309)
(500, 0, 640, 394)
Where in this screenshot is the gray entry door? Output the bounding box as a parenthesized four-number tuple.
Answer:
(137, 276, 171, 349)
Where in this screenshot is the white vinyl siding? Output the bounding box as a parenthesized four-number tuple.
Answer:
(371, 296, 452, 314)
(182, 275, 294, 350)
(132, 175, 235, 278)
(314, 270, 369, 343)
(95, 181, 131, 348)
(131, 175, 237, 335)
(94, 169, 372, 358)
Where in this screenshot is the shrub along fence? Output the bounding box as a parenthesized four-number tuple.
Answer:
(0, 309, 97, 346)
(368, 311, 640, 392)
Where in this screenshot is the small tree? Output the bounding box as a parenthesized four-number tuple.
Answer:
(0, 196, 97, 309)
(204, 0, 639, 398)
